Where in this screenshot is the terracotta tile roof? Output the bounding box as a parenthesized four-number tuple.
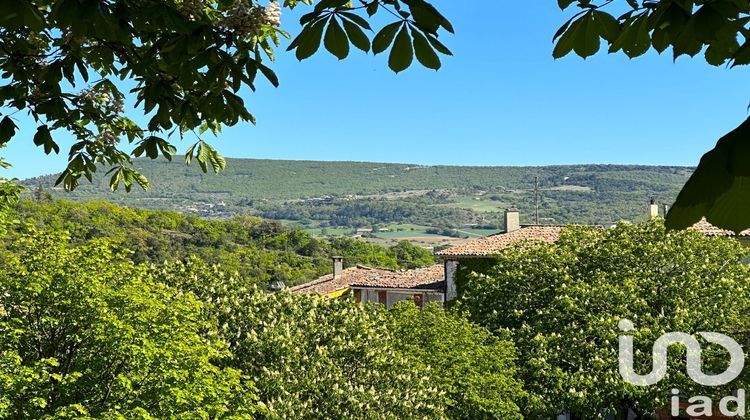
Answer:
(435, 225, 565, 258)
(349, 265, 445, 290)
(289, 264, 445, 296)
(690, 218, 750, 237)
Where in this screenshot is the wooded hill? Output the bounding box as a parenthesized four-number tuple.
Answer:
(8, 199, 436, 287)
(23, 158, 693, 229)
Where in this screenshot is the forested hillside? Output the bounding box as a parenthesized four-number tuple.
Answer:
(7, 199, 435, 287)
(23, 159, 692, 235)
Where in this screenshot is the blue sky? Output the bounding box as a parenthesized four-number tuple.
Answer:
(3, 1, 750, 179)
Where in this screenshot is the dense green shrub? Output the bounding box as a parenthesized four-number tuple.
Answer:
(390, 240, 438, 268)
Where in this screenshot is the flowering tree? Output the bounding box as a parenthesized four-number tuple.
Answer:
(0, 0, 453, 191)
(152, 257, 448, 418)
(460, 220, 750, 417)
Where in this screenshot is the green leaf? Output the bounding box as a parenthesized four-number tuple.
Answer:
(324, 17, 350, 60)
(373, 22, 402, 55)
(292, 18, 328, 60)
(366, 2, 378, 16)
(184, 142, 197, 165)
(314, 0, 350, 12)
(0, 0, 44, 31)
(672, 19, 702, 59)
(156, 138, 176, 161)
(0, 116, 17, 146)
(553, 15, 576, 42)
(342, 18, 370, 52)
(339, 11, 372, 30)
(425, 33, 452, 56)
(557, 0, 577, 9)
(411, 27, 440, 70)
(299, 10, 322, 26)
(258, 62, 280, 87)
(553, 17, 581, 59)
(594, 11, 620, 43)
(609, 15, 651, 58)
(705, 43, 730, 66)
(133, 136, 173, 160)
(666, 117, 750, 233)
(33, 125, 59, 155)
(389, 25, 414, 73)
(694, 4, 725, 42)
(189, 141, 226, 174)
(573, 13, 600, 58)
(651, 28, 672, 54)
(107, 166, 124, 191)
(408, 0, 442, 34)
(731, 41, 750, 66)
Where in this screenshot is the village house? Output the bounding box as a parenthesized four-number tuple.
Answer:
(438, 201, 750, 302)
(690, 218, 750, 245)
(290, 208, 566, 306)
(355, 227, 373, 236)
(289, 256, 445, 308)
(436, 207, 566, 301)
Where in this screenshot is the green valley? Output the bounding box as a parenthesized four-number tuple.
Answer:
(23, 158, 693, 245)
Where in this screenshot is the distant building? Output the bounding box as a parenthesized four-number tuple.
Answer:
(355, 227, 374, 236)
(689, 218, 750, 245)
(290, 256, 445, 308)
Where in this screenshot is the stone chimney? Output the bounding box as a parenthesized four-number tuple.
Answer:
(648, 198, 659, 219)
(332, 256, 344, 279)
(504, 208, 521, 232)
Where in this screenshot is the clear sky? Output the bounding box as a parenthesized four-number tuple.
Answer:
(3, 1, 750, 179)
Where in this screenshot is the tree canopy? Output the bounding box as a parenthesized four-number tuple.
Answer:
(152, 257, 448, 418)
(7, 198, 436, 287)
(0, 0, 453, 191)
(0, 227, 256, 417)
(387, 302, 525, 419)
(551, 0, 750, 232)
(459, 220, 750, 417)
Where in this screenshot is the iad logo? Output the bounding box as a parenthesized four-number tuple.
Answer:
(618, 319, 746, 417)
(618, 319, 744, 386)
